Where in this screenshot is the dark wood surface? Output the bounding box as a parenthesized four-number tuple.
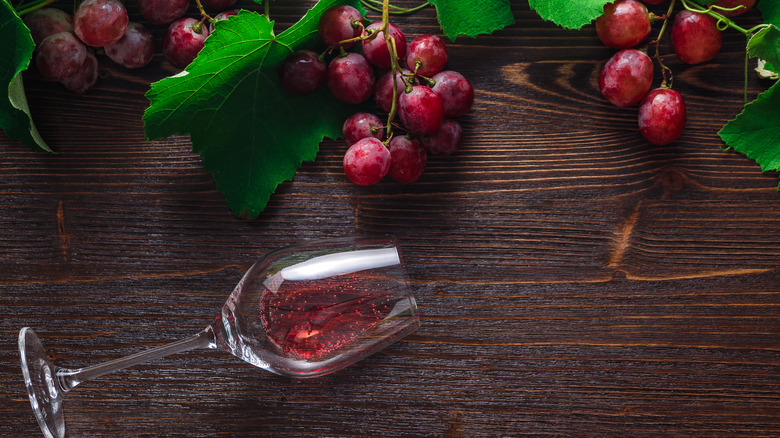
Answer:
(2, 0, 779, 436)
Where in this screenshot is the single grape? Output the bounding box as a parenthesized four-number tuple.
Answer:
(163, 18, 210, 69)
(327, 52, 375, 104)
(318, 5, 363, 49)
(342, 112, 385, 146)
(200, 0, 237, 11)
(405, 34, 448, 77)
(431, 70, 474, 118)
(343, 137, 392, 185)
(23, 8, 72, 46)
(209, 9, 239, 32)
(137, 0, 189, 26)
(279, 50, 326, 95)
(642, 0, 667, 4)
(599, 49, 653, 108)
(73, 0, 128, 47)
(61, 52, 98, 94)
(713, 0, 756, 17)
(638, 88, 686, 145)
(105, 22, 155, 69)
(398, 85, 445, 136)
(387, 136, 426, 183)
(36, 31, 87, 81)
(421, 119, 462, 155)
(374, 68, 412, 113)
(595, 0, 651, 49)
(671, 10, 722, 65)
(361, 21, 406, 69)
(214, 9, 239, 21)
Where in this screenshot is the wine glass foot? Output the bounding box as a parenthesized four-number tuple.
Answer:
(19, 327, 66, 438)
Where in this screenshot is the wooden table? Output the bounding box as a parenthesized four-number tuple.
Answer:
(2, 0, 779, 436)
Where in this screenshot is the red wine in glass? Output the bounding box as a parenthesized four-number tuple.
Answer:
(19, 236, 419, 438)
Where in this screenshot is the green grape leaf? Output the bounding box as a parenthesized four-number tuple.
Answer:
(0, 0, 51, 153)
(719, 81, 780, 181)
(427, 0, 515, 40)
(758, 0, 780, 27)
(527, 0, 611, 30)
(747, 24, 780, 68)
(144, 2, 362, 219)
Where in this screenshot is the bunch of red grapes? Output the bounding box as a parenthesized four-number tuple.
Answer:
(23, 0, 239, 93)
(596, 0, 755, 145)
(278, 5, 474, 185)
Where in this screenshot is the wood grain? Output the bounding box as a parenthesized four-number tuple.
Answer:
(1, 1, 779, 436)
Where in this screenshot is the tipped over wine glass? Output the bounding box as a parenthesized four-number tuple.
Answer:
(19, 236, 420, 438)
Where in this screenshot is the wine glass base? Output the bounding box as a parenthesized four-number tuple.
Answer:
(19, 327, 66, 438)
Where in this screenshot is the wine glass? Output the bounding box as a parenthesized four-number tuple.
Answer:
(19, 236, 420, 438)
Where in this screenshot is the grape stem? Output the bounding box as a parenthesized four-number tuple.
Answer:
(381, 0, 402, 142)
(329, 24, 373, 52)
(193, 0, 215, 23)
(360, 0, 429, 15)
(647, 0, 677, 88)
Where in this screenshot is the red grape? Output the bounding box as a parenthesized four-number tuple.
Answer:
(23, 8, 72, 46)
(361, 21, 406, 69)
(713, 0, 756, 17)
(61, 52, 98, 94)
(387, 136, 426, 183)
(137, 0, 189, 26)
(421, 118, 462, 155)
(36, 31, 87, 81)
(431, 70, 473, 118)
(343, 137, 391, 185)
(342, 112, 385, 146)
(105, 22, 155, 69)
(599, 49, 653, 107)
(279, 50, 326, 95)
(200, 0, 237, 11)
(163, 18, 210, 69)
(406, 34, 448, 76)
(214, 9, 239, 21)
(671, 10, 722, 65)
(642, 0, 667, 4)
(327, 52, 375, 104)
(318, 5, 363, 49)
(374, 68, 411, 113)
(209, 9, 239, 32)
(398, 85, 445, 136)
(595, 0, 651, 49)
(73, 0, 128, 47)
(638, 88, 686, 145)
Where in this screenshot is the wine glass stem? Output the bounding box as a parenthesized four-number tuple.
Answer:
(57, 326, 217, 393)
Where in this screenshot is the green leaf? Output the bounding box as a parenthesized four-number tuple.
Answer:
(719, 81, 780, 180)
(0, 0, 51, 152)
(528, 0, 611, 30)
(758, 0, 780, 28)
(144, 2, 362, 219)
(427, 0, 514, 40)
(747, 24, 780, 68)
